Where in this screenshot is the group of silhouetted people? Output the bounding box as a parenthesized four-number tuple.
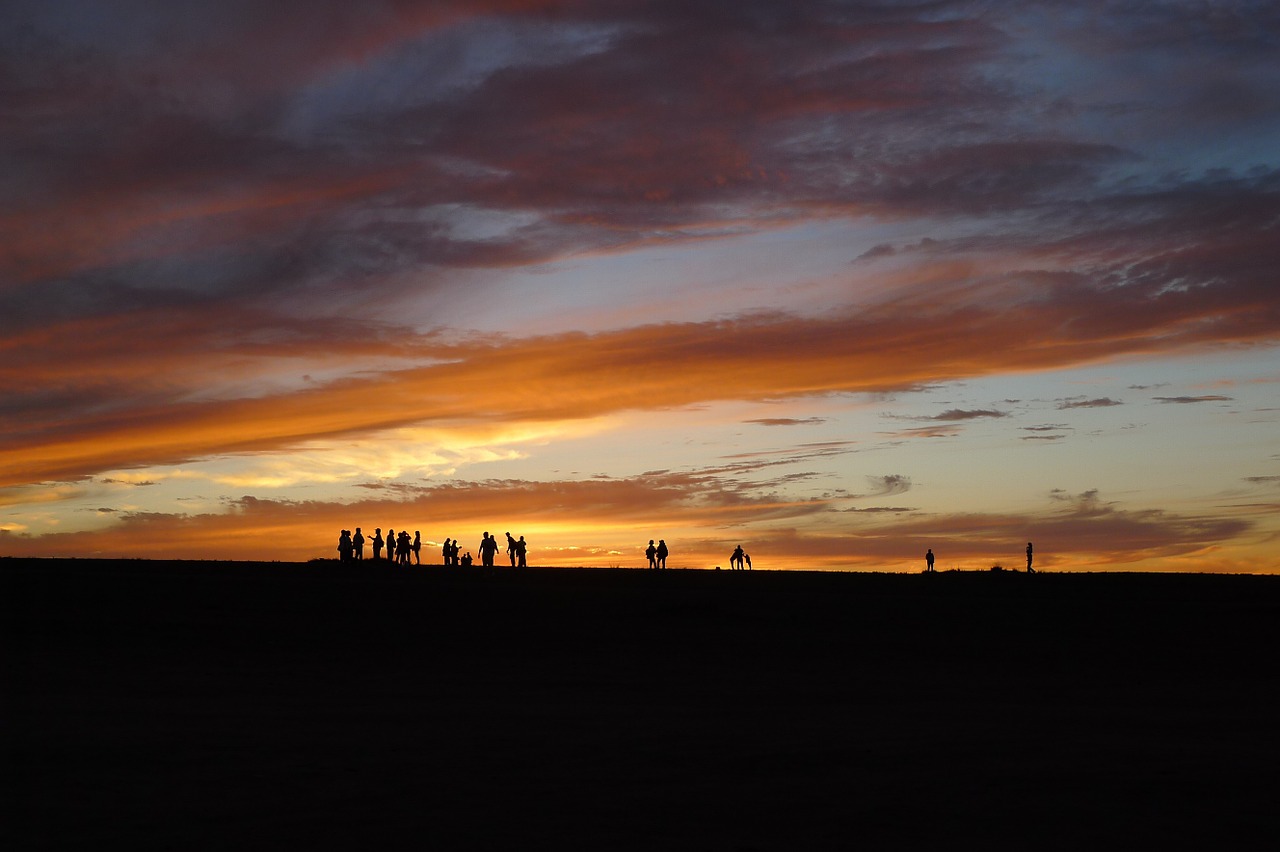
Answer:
(728, 544, 752, 570)
(924, 542, 1034, 573)
(644, 539, 669, 569)
(337, 527, 532, 568)
(339, 527, 421, 564)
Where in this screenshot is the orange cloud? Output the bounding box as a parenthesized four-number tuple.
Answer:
(5, 268, 1280, 489)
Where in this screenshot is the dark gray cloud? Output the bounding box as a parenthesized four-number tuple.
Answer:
(1154, 395, 1234, 404)
(854, 474, 912, 499)
(1057, 397, 1123, 409)
(931, 409, 1008, 421)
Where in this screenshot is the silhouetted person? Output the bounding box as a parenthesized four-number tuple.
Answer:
(412, 531, 421, 564)
(730, 545, 745, 570)
(372, 528, 384, 560)
(506, 532, 517, 567)
(442, 538, 452, 566)
(516, 535, 527, 568)
(386, 529, 395, 561)
(744, 552, 752, 570)
(925, 548, 935, 573)
(353, 528, 365, 560)
(646, 540, 657, 569)
(656, 539, 668, 569)
(338, 530, 353, 562)
(398, 530, 412, 565)
(450, 538, 460, 566)
(1026, 541, 1034, 573)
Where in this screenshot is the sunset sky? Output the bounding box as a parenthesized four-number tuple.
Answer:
(3, 1, 1278, 570)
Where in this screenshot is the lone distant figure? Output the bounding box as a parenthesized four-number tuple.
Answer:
(1026, 542, 1034, 573)
(925, 548, 935, 572)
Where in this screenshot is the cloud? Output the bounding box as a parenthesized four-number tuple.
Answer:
(1153, 395, 1234, 404)
(744, 417, 827, 427)
(5, 234, 1280, 488)
(881, 425, 963, 440)
(855, 474, 912, 499)
(844, 506, 914, 514)
(1057, 397, 1123, 409)
(856, 244, 896, 261)
(930, 409, 1008, 421)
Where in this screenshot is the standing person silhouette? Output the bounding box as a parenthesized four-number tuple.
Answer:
(372, 528, 383, 561)
(506, 532, 518, 567)
(412, 531, 421, 565)
(645, 540, 657, 569)
(730, 545, 745, 570)
(1026, 542, 1034, 573)
(442, 538, 452, 566)
(925, 548, 935, 572)
(655, 539, 668, 569)
(386, 529, 394, 561)
(353, 528, 365, 560)
(516, 535, 528, 568)
(398, 530, 411, 565)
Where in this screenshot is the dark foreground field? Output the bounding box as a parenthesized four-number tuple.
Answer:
(5, 559, 1280, 849)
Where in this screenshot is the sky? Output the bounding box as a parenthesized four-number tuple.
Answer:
(2, 0, 1278, 571)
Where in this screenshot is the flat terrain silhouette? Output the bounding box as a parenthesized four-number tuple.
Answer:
(6, 559, 1280, 849)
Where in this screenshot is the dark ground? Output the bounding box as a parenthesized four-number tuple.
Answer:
(5, 559, 1279, 849)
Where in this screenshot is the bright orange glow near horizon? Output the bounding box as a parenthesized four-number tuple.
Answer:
(2, 2, 1278, 572)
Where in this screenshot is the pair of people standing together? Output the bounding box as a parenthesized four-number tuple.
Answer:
(645, 539, 668, 569)
(503, 532, 528, 567)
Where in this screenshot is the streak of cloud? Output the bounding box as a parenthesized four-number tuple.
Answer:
(1154, 395, 1235, 404)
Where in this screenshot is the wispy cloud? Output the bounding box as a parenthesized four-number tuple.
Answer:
(1153, 395, 1234, 404)
(1057, 397, 1123, 409)
(744, 417, 828, 427)
(930, 409, 1008, 421)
